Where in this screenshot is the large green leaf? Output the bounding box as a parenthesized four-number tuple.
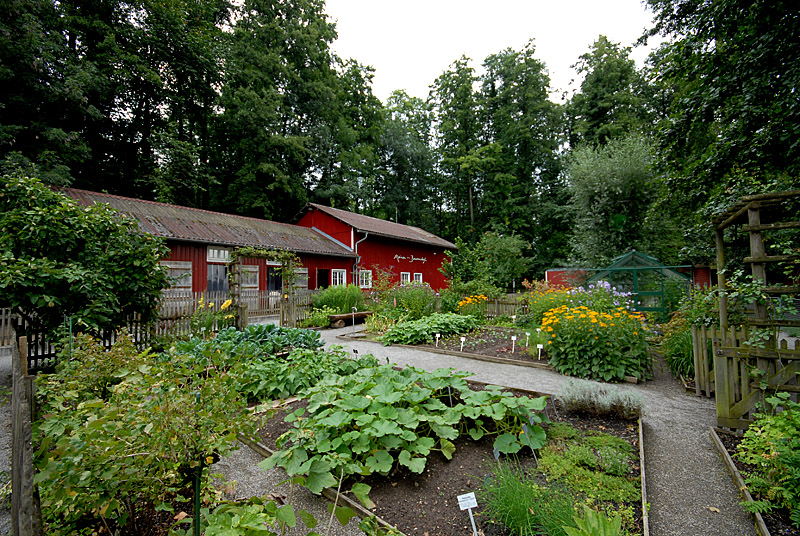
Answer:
(365, 450, 394, 473)
(350, 482, 375, 509)
(398, 449, 426, 473)
(494, 433, 522, 454)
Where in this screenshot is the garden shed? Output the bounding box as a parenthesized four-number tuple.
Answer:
(293, 203, 457, 291)
(585, 250, 691, 320)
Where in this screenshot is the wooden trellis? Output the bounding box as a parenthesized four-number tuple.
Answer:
(712, 190, 800, 429)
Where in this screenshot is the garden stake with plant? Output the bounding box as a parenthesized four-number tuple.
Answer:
(194, 391, 202, 536)
(511, 335, 516, 354)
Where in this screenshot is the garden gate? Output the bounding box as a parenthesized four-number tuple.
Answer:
(711, 191, 800, 430)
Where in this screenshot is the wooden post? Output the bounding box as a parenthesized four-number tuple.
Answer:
(715, 228, 728, 332)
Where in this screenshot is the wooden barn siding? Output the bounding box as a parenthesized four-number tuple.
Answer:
(358, 237, 450, 291)
(164, 242, 354, 292)
(302, 254, 356, 288)
(296, 209, 353, 249)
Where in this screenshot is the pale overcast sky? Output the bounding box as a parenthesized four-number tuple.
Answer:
(324, 0, 665, 103)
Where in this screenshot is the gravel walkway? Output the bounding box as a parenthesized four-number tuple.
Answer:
(0, 347, 12, 536)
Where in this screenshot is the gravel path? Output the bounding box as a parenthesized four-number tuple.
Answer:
(0, 347, 12, 536)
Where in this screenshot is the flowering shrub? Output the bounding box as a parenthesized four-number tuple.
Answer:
(521, 280, 637, 328)
(542, 305, 650, 382)
(190, 296, 235, 338)
(457, 294, 488, 320)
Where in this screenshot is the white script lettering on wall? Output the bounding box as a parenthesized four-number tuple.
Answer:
(393, 254, 427, 264)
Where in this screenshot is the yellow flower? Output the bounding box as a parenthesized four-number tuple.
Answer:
(208, 302, 215, 308)
(221, 299, 233, 310)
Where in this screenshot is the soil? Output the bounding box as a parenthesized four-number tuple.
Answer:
(411, 326, 550, 366)
(717, 432, 799, 536)
(257, 392, 643, 536)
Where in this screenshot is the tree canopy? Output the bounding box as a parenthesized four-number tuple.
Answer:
(0, 173, 169, 333)
(2, 0, 798, 283)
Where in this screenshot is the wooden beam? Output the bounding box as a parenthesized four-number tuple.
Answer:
(742, 221, 800, 231)
(716, 201, 756, 231)
(743, 254, 799, 263)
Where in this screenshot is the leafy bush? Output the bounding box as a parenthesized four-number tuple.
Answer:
(379, 313, 479, 345)
(659, 286, 720, 378)
(232, 347, 379, 401)
(557, 378, 644, 420)
(520, 284, 578, 326)
(263, 365, 548, 493)
(381, 282, 438, 320)
(364, 310, 404, 334)
(736, 393, 800, 527)
(312, 284, 365, 314)
(479, 462, 577, 536)
(300, 305, 338, 328)
(543, 305, 651, 382)
(173, 324, 324, 367)
(35, 335, 255, 535)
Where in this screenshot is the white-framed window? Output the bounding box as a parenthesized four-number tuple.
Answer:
(359, 269, 373, 289)
(161, 261, 192, 291)
(294, 267, 309, 289)
(414, 273, 423, 284)
(241, 265, 259, 289)
(207, 246, 231, 263)
(332, 269, 347, 286)
(400, 272, 411, 284)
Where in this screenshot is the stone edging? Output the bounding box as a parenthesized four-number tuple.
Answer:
(640, 417, 650, 536)
(337, 334, 641, 384)
(709, 427, 770, 536)
(241, 381, 649, 536)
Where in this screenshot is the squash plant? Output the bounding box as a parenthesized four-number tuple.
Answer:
(262, 364, 548, 494)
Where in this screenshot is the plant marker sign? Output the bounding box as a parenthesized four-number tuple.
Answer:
(457, 492, 479, 536)
(511, 335, 517, 354)
(525, 332, 530, 347)
(460, 336, 466, 352)
(537, 343, 544, 360)
(435, 333, 441, 347)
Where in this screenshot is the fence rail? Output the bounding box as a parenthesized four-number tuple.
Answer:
(713, 324, 800, 430)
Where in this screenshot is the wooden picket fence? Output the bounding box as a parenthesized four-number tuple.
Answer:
(0, 307, 14, 347)
(712, 324, 800, 430)
(11, 336, 45, 536)
(691, 325, 715, 397)
(486, 298, 525, 321)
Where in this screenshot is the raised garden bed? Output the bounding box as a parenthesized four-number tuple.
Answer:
(252, 381, 648, 536)
(710, 427, 799, 536)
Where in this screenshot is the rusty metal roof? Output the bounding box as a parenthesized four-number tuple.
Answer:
(58, 188, 357, 258)
(297, 203, 457, 249)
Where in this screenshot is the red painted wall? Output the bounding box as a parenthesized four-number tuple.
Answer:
(165, 242, 354, 292)
(357, 236, 450, 291)
(545, 269, 588, 288)
(296, 209, 352, 249)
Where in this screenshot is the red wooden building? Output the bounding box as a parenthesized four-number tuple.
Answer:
(293, 203, 457, 291)
(59, 188, 356, 294)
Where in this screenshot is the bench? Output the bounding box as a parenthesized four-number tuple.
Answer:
(328, 311, 373, 328)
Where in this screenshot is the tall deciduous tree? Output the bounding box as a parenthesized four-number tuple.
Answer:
(214, 0, 338, 221)
(376, 90, 439, 231)
(479, 41, 569, 275)
(645, 0, 800, 211)
(430, 56, 483, 241)
(567, 134, 673, 266)
(567, 35, 652, 147)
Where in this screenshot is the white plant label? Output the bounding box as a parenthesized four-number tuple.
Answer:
(537, 344, 544, 349)
(457, 492, 478, 511)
